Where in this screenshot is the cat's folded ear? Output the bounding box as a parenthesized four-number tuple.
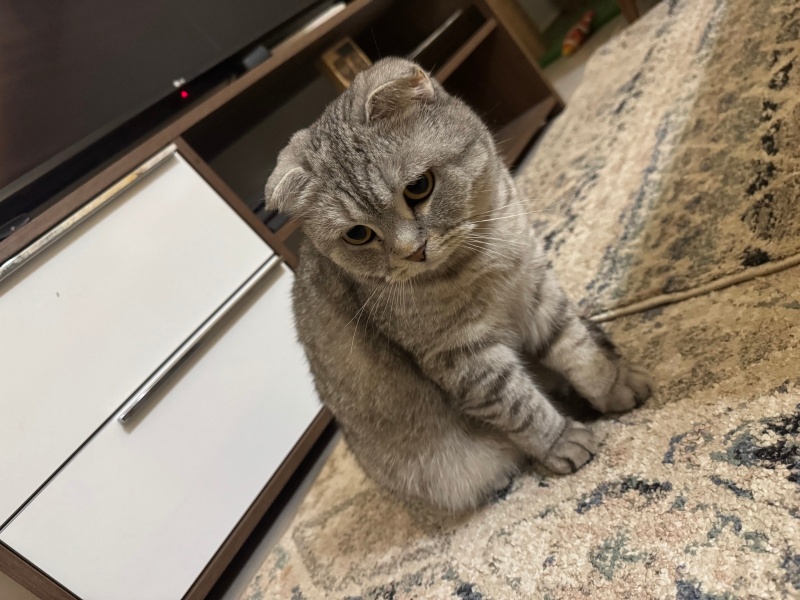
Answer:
(263, 129, 311, 215)
(365, 64, 434, 123)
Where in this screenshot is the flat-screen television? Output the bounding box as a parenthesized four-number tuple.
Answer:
(0, 0, 324, 216)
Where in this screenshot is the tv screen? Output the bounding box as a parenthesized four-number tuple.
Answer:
(0, 0, 322, 204)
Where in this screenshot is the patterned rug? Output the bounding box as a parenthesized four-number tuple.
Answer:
(518, 0, 800, 319)
(239, 1, 800, 598)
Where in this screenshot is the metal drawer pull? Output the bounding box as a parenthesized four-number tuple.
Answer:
(0, 144, 177, 284)
(116, 254, 283, 423)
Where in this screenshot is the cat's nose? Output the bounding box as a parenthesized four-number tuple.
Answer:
(405, 241, 427, 262)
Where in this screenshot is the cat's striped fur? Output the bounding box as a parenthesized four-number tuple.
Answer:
(265, 58, 652, 512)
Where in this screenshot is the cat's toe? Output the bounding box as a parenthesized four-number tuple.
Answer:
(627, 365, 654, 406)
(541, 420, 597, 475)
(602, 363, 654, 413)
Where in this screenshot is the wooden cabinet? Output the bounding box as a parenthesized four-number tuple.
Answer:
(0, 149, 271, 525)
(0, 149, 324, 600)
(2, 262, 318, 600)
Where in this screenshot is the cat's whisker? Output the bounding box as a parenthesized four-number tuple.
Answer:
(466, 203, 553, 223)
(469, 199, 533, 218)
(347, 289, 375, 327)
(398, 279, 404, 318)
(380, 279, 396, 323)
(370, 29, 381, 59)
(467, 241, 531, 258)
(367, 277, 393, 335)
(466, 247, 518, 264)
(367, 280, 392, 320)
(462, 240, 507, 258)
(394, 278, 402, 308)
(408, 277, 422, 321)
(470, 197, 550, 214)
(470, 210, 550, 224)
(349, 275, 389, 353)
(400, 279, 410, 329)
(467, 231, 534, 244)
(465, 208, 551, 226)
(466, 227, 535, 240)
(462, 240, 522, 263)
(389, 281, 399, 349)
(386, 280, 401, 345)
(465, 235, 534, 250)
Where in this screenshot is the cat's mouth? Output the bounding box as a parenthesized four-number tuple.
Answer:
(386, 253, 443, 282)
(385, 223, 474, 282)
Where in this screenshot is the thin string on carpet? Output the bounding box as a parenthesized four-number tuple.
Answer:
(590, 252, 800, 323)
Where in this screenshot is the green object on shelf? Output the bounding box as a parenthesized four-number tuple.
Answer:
(539, 0, 622, 68)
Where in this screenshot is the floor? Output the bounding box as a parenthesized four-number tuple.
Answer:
(210, 428, 342, 600)
(211, 14, 632, 600)
(0, 571, 39, 600)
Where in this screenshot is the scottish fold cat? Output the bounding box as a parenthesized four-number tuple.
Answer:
(264, 58, 651, 512)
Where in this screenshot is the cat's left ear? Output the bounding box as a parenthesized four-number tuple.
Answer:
(365, 66, 434, 123)
(264, 129, 311, 215)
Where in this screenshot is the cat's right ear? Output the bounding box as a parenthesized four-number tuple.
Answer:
(264, 129, 311, 215)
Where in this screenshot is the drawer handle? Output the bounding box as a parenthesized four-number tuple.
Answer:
(116, 254, 283, 423)
(0, 144, 177, 284)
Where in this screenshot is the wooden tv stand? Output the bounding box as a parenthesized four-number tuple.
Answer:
(0, 1, 561, 598)
(0, 0, 562, 273)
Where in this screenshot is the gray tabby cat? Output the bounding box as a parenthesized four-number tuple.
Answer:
(265, 58, 652, 512)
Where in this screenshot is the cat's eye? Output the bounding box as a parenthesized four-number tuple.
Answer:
(343, 225, 374, 245)
(403, 169, 435, 206)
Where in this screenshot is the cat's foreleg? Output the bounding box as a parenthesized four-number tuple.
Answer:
(423, 342, 598, 474)
(528, 284, 653, 413)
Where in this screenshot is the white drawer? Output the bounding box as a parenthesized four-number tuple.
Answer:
(0, 149, 272, 524)
(1, 262, 320, 600)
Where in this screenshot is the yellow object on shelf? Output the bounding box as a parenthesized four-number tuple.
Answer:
(562, 10, 595, 57)
(319, 37, 372, 91)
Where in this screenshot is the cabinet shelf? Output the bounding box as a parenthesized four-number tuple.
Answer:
(434, 18, 497, 82)
(276, 217, 303, 242)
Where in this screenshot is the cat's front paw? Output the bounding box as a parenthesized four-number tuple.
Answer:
(601, 363, 653, 413)
(540, 420, 597, 474)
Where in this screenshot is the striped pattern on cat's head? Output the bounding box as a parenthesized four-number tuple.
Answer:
(264, 57, 501, 282)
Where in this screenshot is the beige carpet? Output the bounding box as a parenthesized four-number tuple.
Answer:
(239, 1, 800, 598)
(519, 0, 800, 319)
